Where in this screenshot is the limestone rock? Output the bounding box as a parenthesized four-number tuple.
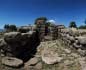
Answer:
(71, 53, 79, 58)
(64, 60, 74, 66)
(42, 55, 63, 64)
(76, 36, 86, 45)
(34, 62, 42, 70)
(25, 57, 39, 66)
(41, 48, 63, 64)
(4, 32, 21, 43)
(64, 49, 71, 54)
(2, 57, 23, 68)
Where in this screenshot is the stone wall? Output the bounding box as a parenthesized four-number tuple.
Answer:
(58, 28, 86, 56)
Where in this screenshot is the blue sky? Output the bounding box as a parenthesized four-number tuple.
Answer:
(0, 0, 86, 28)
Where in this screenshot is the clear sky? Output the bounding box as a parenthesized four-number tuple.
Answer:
(0, 0, 86, 28)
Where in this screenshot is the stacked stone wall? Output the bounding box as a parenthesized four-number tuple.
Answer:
(58, 28, 86, 56)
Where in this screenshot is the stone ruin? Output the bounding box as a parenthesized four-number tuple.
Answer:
(58, 28, 86, 56)
(0, 23, 60, 69)
(2, 23, 86, 69)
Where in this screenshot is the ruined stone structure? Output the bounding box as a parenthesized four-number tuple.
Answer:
(1, 24, 86, 70)
(58, 28, 86, 56)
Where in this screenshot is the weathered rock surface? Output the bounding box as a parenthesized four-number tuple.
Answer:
(63, 49, 71, 54)
(78, 57, 86, 70)
(41, 42, 63, 64)
(42, 55, 63, 64)
(76, 36, 86, 45)
(24, 57, 42, 70)
(25, 57, 39, 66)
(4, 32, 21, 43)
(0, 31, 40, 60)
(2, 57, 23, 68)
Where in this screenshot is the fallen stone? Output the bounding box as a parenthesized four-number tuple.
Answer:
(34, 62, 42, 70)
(64, 49, 71, 54)
(41, 42, 63, 64)
(2, 57, 23, 68)
(64, 60, 74, 66)
(41, 48, 63, 64)
(25, 57, 39, 66)
(76, 36, 86, 45)
(42, 55, 63, 64)
(71, 53, 79, 58)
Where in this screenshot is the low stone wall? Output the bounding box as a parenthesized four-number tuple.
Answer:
(58, 28, 86, 56)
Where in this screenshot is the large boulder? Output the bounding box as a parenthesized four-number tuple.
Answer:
(21, 33, 30, 46)
(41, 42, 63, 64)
(1, 31, 39, 60)
(76, 36, 86, 45)
(4, 32, 21, 44)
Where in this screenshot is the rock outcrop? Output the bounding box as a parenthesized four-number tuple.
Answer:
(0, 31, 40, 61)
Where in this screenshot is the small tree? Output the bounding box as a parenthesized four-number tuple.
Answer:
(4, 24, 10, 30)
(9, 25, 17, 31)
(84, 19, 86, 25)
(34, 17, 47, 24)
(79, 25, 86, 29)
(69, 21, 77, 28)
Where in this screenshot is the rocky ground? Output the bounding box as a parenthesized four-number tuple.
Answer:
(1, 39, 86, 70)
(37, 40, 81, 70)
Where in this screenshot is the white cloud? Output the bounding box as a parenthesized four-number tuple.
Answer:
(47, 20, 56, 24)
